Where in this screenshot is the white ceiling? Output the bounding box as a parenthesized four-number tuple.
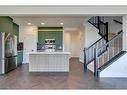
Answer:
(12, 16, 90, 28)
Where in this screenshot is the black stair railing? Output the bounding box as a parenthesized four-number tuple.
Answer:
(113, 20, 122, 25)
(99, 21, 108, 42)
(84, 37, 106, 69)
(88, 16, 105, 28)
(88, 16, 108, 42)
(94, 31, 123, 77)
(88, 16, 99, 28)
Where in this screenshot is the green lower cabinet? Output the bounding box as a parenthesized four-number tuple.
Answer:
(17, 51, 23, 66)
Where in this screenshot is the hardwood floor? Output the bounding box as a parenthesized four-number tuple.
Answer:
(0, 58, 127, 89)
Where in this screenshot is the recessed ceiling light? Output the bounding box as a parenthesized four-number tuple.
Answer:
(41, 22, 45, 25)
(60, 22, 64, 25)
(27, 22, 31, 25)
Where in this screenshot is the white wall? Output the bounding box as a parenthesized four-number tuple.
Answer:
(19, 26, 37, 63)
(85, 22, 101, 48)
(87, 61, 94, 72)
(79, 25, 85, 63)
(100, 53, 127, 77)
(104, 16, 122, 34)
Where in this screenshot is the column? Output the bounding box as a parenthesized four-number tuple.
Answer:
(122, 15, 127, 51)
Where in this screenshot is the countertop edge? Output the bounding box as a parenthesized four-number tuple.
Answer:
(28, 52, 71, 55)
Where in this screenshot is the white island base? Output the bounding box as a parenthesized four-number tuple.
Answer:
(29, 52, 71, 72)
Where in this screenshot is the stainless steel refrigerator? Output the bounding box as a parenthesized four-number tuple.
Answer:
(0, 32, 17, 74)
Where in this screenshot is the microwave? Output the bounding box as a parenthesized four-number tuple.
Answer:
(45, 39, 55, 45)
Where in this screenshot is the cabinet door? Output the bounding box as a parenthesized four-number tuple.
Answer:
(17, 52, 23, 66)
(48, 54, 56, 72)
(39, 54, 49, 72)
(55, 31, 63, 48)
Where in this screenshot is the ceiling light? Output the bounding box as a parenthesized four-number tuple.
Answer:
(27, 22, 31, 25)
(60, 22, 64, 25)
(41, 22, 45, 25)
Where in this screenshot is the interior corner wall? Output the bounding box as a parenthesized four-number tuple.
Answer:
(85, 22, 101, 48)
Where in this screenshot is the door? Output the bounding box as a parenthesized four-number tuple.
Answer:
(23, 34, 37, 63)
(70, 31, 81, 57)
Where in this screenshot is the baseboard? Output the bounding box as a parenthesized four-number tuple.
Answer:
(22, 62, 29, 64)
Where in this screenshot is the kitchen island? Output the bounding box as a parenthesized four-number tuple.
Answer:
(29, 52, 71, 72)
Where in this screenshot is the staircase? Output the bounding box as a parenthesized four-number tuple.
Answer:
(84, 16, 125, 77)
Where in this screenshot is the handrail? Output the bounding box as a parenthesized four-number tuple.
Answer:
(99, 20, 105, 25)
(97, 31, 123, 51)
(85, 37, 103, 50)
(88, 20, 98, 28)
(113, 20, 122, 25)
(84, 37, 106, 66)
(110, 30, 123, 41)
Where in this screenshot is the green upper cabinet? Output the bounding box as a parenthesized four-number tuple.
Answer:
(0, 16, 13, 34)
(13, 22, 19, 42)
(38, 27, 63, 48)
(13, 23, 19, 36)
(0, 16, 19, 39)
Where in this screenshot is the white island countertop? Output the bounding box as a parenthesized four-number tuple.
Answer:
(28, 51, 71, 55)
